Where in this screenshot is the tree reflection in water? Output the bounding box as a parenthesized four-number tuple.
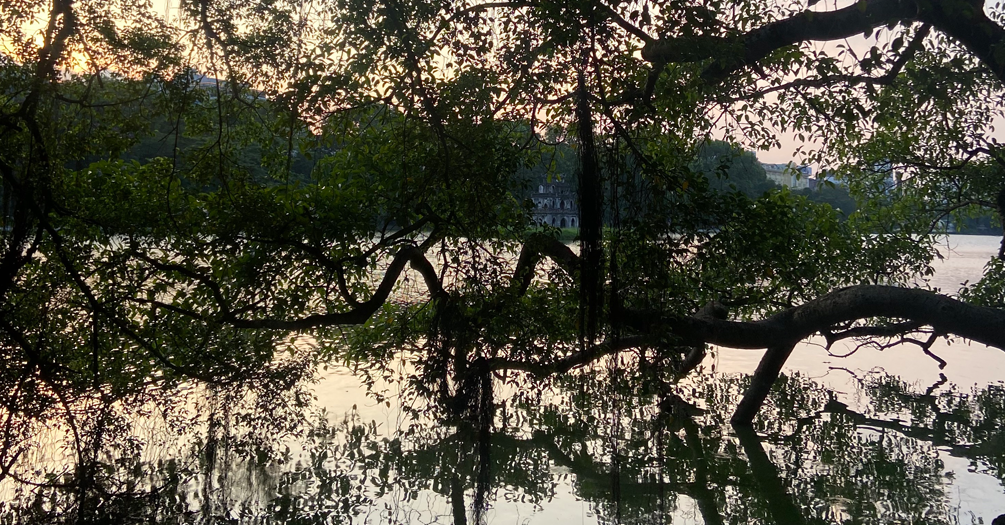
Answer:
(2, 360, 1003, 524)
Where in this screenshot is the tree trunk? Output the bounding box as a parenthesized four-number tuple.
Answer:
(730, 341, 797, 425)
(996, 186, 1005, 260)
(576, 71, 604, 344)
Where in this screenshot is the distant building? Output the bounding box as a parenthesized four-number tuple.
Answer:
(813, 170, 845, 188)
(761, 162, 812, 190)
(193, 74, 222, 89)
(813, 163, 899, 192)
(529, 179, 578, 228)
(188, 72, 264, 99)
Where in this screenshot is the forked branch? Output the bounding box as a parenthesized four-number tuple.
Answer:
(640, 0, 1005, 85)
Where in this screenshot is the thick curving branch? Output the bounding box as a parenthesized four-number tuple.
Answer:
(509, 232, 579, 294)
(490, 281, 1005, 422)
(225, 245, 446, 330)
(227, 230, 582, 331)
(486, 280, 1005, 383)
(725, 23, 933, 102)
(667, 284, 1005, 350)
(639, 0, 1005, 86)
(641, 0, 919, 77)
(131, 230, 576, 342)
(663, 284, 1005, 424)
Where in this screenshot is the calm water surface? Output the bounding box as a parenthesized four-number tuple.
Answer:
(4, 235, 1005, 524)
(309, 235, 1005, 524)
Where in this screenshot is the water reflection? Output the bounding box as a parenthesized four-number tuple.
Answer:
(3, 358, 1003, 524)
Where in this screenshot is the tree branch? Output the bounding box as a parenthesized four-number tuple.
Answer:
(822, 320, 924, 347)
(726, 21, 929, 103)
(224, 246, 445, 330)
(509, 232, 579, 295)
(597, 3, 655, 45)
(641, 0, 1005, 86)
(484, 282, 1005, 384)
(666, 284, 1005, 351)
(486, 335, 652, 376)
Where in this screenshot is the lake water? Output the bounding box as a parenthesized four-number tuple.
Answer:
(4, 235, 1005, 524)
